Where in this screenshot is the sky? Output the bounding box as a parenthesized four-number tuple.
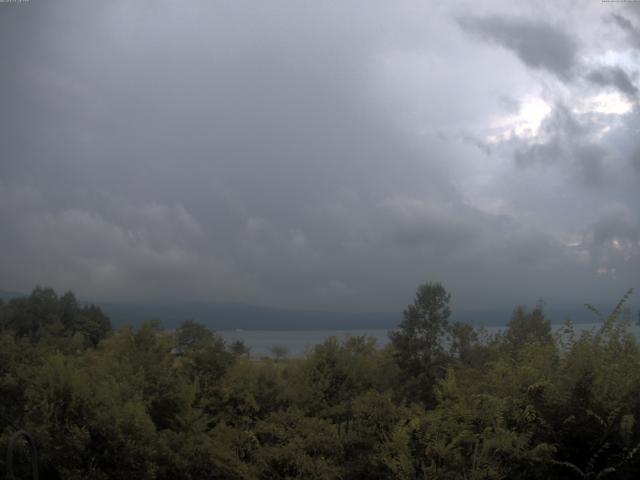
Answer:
(0, 0, 639, 314)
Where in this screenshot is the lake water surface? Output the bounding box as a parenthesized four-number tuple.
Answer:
(219, 321, 640, 357)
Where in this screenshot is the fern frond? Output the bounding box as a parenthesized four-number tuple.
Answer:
(607, 288, 634, 322)
(594, 467, 617, 479)
(585, 303, 603, 322)
(551, 460, 585, 478)
(586, 441, 610, 476)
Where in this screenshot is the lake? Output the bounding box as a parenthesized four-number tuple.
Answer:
(218, 321, 640, 357)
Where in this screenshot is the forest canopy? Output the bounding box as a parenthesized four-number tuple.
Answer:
(1, 285, 639, 479)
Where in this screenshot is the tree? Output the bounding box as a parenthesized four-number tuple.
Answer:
(0, 287, 111, 347)
(175, 319, 214, 353)
(271, 345, 289, 363)
(448, 321, 479, 365)
(389, 282, 451, 406)
(76, 303, 112, 347)
(504, 304, 551, 352)
(229, 340, 251, 357)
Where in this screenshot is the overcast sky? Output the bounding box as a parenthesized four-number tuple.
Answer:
(1, 0, 639, 314)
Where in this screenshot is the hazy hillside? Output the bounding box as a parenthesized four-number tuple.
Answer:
(3, 290, 630, 330)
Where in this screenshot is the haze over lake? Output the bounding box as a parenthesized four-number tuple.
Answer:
(219, 321, 640, 357)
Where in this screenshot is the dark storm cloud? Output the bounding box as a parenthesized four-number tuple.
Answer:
(0, 0, 638, 313)
(458, 15, 579, 80)
(591, 209, 640, 247)
(0, 0, 459, 307)
(458, 13, 638, 101)
(511, 104, 608, 186)
(581, 206, 640, 281)
(612, 109, 640, 178)
(632, 145, 640, 174)
(611, 13, 640, 49)
(460, 135, 492, 156)
(587, 66, 638, 101)
(514, 139, 563, 167)
(374, 197, 499, 251)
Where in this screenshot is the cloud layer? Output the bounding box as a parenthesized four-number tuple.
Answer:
(0, 0, 638, 315)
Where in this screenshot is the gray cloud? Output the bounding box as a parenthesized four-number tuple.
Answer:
(0, 0, 638, 314)
(591, 208, 639, 248)
(632, 145, 640, 174)
(511, 104, 609, 186)
(514, 139, 564, 167)
(580, 206, 640, 281)
(458, 15, 579, 80)
(458, 13, 639, 101)
(587, 66, 638, 101)
(611, 13, 640, 49)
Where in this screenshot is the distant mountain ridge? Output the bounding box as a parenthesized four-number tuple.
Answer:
(1, 290, 632, 331)
(0, 290, 26, 301)
(75, 302, 640, 331)
(97, 301, 402, 331)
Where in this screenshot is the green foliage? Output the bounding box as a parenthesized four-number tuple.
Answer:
(448, 321, 480, 365)
(0, 286, 111, 348)
(253, 408, 341, 479)
(176, 319, 215, 352)
(1, 285, 639, 479)
(389, 282, 451, 406)
(504, 304, 552, 352)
